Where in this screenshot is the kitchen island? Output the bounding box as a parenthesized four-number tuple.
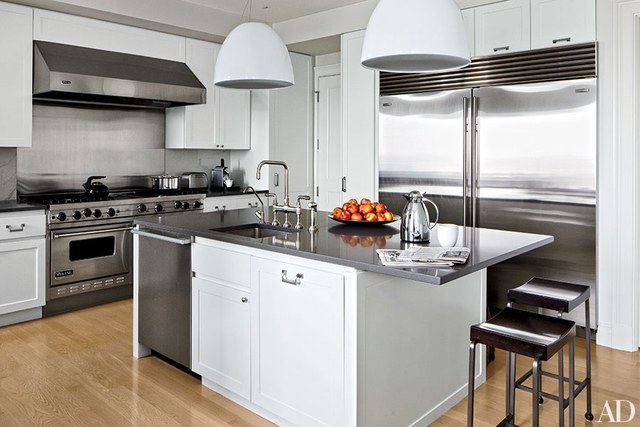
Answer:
(133, 209, 552, 427)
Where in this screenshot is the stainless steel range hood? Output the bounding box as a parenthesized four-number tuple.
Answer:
(33, 41, 206, 109)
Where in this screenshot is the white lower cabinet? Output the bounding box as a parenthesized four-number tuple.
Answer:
(192, 239, 346, 426)
(192, 276, 251, 399)
(251, 256, 345, 427)
(0, 210, 46, 318)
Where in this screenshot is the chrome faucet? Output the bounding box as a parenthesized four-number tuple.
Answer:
(256, 160, 291, 207)
(256, 160, 297, 227)
(243, 186, 265, 223)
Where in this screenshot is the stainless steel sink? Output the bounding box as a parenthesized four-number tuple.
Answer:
(211, 223, 301, 239)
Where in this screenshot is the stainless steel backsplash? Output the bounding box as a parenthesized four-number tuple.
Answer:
(17, 104, 228, 194)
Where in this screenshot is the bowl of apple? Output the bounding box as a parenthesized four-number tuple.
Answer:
(329, 198, 399, 225)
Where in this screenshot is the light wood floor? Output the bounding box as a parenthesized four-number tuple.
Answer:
(0, 299, 638, 426)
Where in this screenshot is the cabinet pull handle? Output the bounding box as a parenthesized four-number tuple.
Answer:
(274, 173, 280, 187)
(341, 177, 347, 193)
(241, 297, 248, 303)
(552, 37, 571, 44)
(282, 269, 303, 286)
(5, 224, 25, 232)
(493, 46, 510, 52)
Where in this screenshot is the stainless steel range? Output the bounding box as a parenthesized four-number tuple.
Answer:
(21, 190, 205, 315)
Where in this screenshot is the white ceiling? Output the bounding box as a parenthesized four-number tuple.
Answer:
(180, 0, 370, 23)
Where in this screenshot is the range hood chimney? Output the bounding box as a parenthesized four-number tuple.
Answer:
(33, 41, 206, 109)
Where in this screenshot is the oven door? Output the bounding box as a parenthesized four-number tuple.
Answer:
(49, 222, 132, 286)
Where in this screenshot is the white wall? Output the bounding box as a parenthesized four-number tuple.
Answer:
(229, 92, 271, 191)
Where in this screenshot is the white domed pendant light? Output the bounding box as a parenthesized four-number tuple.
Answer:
(214, 1, 294, 89)
(361, 0, 471, 73)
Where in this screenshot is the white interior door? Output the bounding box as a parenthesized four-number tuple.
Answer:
(315, 74, 342, 211)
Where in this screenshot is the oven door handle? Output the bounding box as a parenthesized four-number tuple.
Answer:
(131, 229, 192, 245)
(52, 226, 133, 239)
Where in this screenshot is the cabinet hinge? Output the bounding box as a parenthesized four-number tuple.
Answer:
(316, 186, 319, 197)
(314, 91, 320, 102)
(316, 138, 320, 150)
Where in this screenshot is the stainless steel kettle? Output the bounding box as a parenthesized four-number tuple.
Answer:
(400, 191, 439, 242)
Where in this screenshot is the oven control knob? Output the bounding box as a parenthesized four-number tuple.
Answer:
(193, 201, 202, 208)
(83, 208, 93, 218)
(72, 210, 82, 220)
(56, 212, 67, 221)
(107, 208, 116, 217)
(174, 201, 183, 209)
(93, 209, 102, 218)
(138, 204, 147, 213)
(155, 204, 163, 213)
(182, 202, 190, 209)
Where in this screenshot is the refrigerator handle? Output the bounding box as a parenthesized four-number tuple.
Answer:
(471, 96, 479, 228)
(463, 97, 470, 228)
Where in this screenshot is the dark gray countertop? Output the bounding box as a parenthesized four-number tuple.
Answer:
(134, 209, 553, 285)
(0, 200, 45, 213)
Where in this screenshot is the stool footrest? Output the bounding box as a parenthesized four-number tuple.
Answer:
(515, 368, 589, 399)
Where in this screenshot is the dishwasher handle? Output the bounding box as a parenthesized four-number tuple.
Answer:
(132, 229, 191, 245)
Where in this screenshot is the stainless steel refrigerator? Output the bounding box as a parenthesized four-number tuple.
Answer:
(378, 78, 597, 329)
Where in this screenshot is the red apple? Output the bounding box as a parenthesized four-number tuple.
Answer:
(360, 198, 371, 205)
(375, 203, 387, 213)
(340, 210, 352, 220)
(348, 198, 358, 205)
(365, 212, 378, 222)
(351, 212, 364, 221)
(359, 204, 374, 215)
(346, 204, 359, 215)
(383, 211, 393, 221)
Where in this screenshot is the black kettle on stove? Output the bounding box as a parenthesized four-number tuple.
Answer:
(83, 176, 109, 198)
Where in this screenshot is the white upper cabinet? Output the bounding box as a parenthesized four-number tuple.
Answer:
(530, 0, 595, 49)
(33, 9, 185, 61)
(0, 2, 32, 147)
(166, 38, 251, 150)
(216, 87, 251, 150)
(166, 39, 218, 149)
(461, 8, 475, 57)
(474, 0, 531, 56)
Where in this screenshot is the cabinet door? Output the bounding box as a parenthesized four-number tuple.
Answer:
(461, 8, 475, 57)
(216, 88, 251, 150)
(33, 9, 185, 61)
(192, 276, 251, 399)
(0, 2, 32, 148)
(0, 238, 45, 315)
(475, 0, 530, 56)
(531, 0, 595, 49)
(166, 39, 219, 149)
(341, 30, 377, 202)
(251, 257, 345, 427)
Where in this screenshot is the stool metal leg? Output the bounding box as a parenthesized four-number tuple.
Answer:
(509, 352, 516, 419)
(532, 358, 541, 427)
(585, 299, 594, 420)
(558, 348, 564, 427)
(467, 341, 476, 427)
(569, 338, 575, 427)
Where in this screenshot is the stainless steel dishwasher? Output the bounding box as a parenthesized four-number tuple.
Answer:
(133, 226, 192, 369)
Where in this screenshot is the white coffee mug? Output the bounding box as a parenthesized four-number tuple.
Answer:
(437, 224, 459, 247)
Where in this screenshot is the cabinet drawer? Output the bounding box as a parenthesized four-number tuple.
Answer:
(0, 211, 46, 241)
(192, 242, 251, 289)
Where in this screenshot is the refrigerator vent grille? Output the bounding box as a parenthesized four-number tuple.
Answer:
(380, 42, 597, 96)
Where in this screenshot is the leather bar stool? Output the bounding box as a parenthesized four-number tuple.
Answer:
(467, 307, 576, 427)
(507, 277, 593, 421)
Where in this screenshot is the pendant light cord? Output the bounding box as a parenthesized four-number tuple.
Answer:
(240, 0, 253, 23)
